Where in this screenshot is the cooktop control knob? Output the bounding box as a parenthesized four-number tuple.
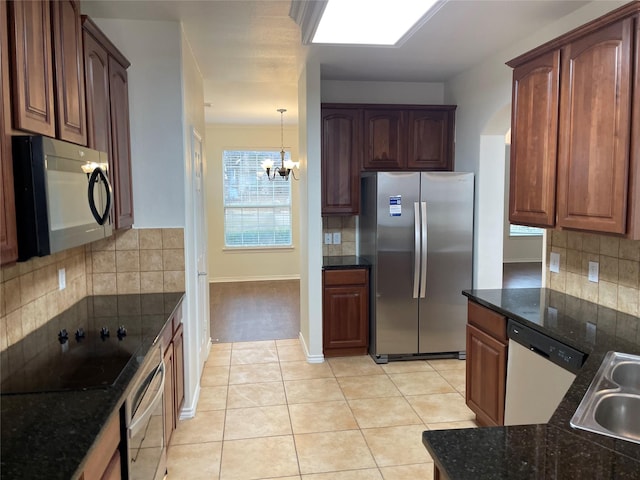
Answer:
(100, 327, 110, 340)
(75, 328, 85, 341)
(58, 329, 69, 344)
(117, 326, 127, 340)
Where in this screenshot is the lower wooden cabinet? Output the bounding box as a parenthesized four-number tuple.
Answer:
(79, 412, 121, 480)
(161, 307, 185, 449)
(465, 301, 508, 427)
(163, 341, 175, 447)
(173, 323, 185, 420)
(322, 268, 369, 357)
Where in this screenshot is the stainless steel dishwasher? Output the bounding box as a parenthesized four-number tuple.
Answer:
(504, 319, 586, 426)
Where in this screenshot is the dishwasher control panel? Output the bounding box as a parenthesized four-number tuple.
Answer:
(507, 319, 587, 374)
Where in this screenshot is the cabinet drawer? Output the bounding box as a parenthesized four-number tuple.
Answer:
(323, 268, 368, 286)
(468, 301, 507, 343)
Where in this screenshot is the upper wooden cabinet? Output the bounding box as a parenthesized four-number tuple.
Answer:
(7, 0, 56, 137)
(363, 109, 404, 170)
(7, 0, 86, 144)
(108, 57, 134, 229)
(51, 0, 87, 145)
(557, 17, 633, 235)
(508, 50, 560, 228)
(83, 16, 134, 230)
(1, 0, 18, 266)
(406, 108, 455, 170)
(322, 103, 456, 215)
(362, 105, 456, 171)
(507, 2, 640, 238)
(321, 107, 361, 215)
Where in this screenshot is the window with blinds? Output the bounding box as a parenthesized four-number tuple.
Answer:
(223, 150, 292, 247)
(509, 224, 544, 237)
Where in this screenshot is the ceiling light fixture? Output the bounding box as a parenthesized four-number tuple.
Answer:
(311, 0, 441, 46)
(261, 109, 299, 181)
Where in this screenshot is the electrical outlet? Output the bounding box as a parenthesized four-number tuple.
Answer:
(324, 233, 332, 245)
(588, 261, 599, 283)
(58, 268, 66, 291)
(549, 252, 560, 273)
(332, 232, 341, 245)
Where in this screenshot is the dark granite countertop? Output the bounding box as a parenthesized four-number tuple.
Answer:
(0, 292, 184, 480)
(422, 288, 640, 479)
(322, 255, 370, 269)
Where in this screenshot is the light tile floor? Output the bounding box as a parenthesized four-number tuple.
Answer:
(167, 339, 477, 480)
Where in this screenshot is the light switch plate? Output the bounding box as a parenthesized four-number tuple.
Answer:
(333, 232, 341, 244)
(588, 261, 599, 283)
(549, 252, 560, 273)
(324, 233, 332, 245)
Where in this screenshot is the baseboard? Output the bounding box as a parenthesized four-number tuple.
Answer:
(179, 382, 200, 420)
(299, 332, 324, 364)
(210, 275, 300, 283)
(503, 259, 543, 264)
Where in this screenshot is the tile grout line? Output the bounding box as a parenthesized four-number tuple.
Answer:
(277, 341, 304, 478)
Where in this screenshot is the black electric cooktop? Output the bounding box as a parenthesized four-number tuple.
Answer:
(1, 293, 179, 395)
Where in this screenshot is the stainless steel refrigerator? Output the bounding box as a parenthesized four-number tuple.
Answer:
(360, 172, 474, 362)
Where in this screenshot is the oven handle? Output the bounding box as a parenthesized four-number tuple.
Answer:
(128, 360, 165, 439)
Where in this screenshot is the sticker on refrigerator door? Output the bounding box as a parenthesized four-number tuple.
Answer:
(389, 196, 401, 216)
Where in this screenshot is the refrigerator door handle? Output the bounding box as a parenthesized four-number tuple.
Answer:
(420, 201, 428, 298)
(413, 202, 420, 299)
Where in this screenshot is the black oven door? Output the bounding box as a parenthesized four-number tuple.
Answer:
(126, 346, 166, 480)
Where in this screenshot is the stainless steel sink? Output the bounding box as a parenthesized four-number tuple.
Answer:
(570, 351, 640, 444)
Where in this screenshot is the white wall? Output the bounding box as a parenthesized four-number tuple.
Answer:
(444, 0, 627, 288)
(205, 124, 301, 282)
(322, 80, 445, 104)
(299, 61, 324, 362)
(93, 19, 185, 228)
(180, 29, 207, 418)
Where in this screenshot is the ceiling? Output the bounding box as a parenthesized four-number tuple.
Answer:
(82, 0, 590, 126)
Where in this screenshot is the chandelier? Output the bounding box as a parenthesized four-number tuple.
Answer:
(261, 109, 299, 180)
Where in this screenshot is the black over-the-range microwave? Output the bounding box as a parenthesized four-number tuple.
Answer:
(12, 136, 113, 262)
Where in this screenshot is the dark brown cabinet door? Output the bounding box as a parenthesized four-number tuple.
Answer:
(363, 109, 405, 170)
(466, 324, 507, 427)
(407, 109, 455, 170)
(51, 0, 86, 145)
(321, 108, 361, 215)
(509, 50, 560, 228)
(322, 269, 369, 356)
(163, 342, 175, 448)
(8, 0, 55, 136)
(83, 29, 112, 158)
(557, 18, 633, 234)
(109, 57, 134, 229)
(1, 0, 17, 266)
(173, 323, 185, 420)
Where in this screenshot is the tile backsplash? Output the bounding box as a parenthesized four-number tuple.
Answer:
(322, 216, 357, 256)
(0, 228, 184, 351)
(546, 230, 640, 315)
